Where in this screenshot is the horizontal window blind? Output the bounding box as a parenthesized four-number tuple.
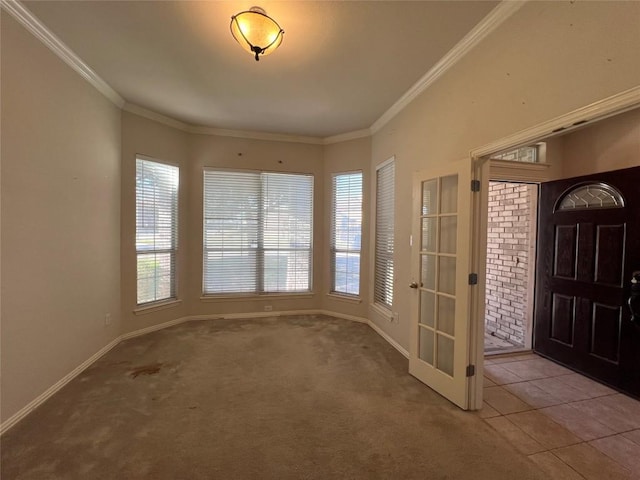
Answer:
(203, 170, 313, 295)
(331, 172, 362, 296)
(374, 160, 395, 309)
(136, 158, 179, 305)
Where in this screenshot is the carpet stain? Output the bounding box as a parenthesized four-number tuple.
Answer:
(128, 363, 163, 378)
(1, 316, 549, 480)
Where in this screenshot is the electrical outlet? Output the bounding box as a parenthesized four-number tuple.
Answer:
(104, 313, 112, 326)
(264, 305, 273, 312)
(392, 312, 399, 324)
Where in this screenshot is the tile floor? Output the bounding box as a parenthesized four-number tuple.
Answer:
(479, 353, 640, 479)
(484, 332, 522, 354)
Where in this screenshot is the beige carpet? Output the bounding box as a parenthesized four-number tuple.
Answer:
(1, 315, 547, 479)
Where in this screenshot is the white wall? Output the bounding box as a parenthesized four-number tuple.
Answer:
(369, 1, 640, 349)
(1, 12, 122, 423)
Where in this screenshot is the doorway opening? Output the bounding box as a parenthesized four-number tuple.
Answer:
(484, 180, 538, 355)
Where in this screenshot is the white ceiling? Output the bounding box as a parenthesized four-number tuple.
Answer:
(23, 1, 499, 138)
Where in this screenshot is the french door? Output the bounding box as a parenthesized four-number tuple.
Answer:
(409, 159, 475, 409)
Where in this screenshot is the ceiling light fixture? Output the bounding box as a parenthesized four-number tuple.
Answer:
(230, 6, 284, 62)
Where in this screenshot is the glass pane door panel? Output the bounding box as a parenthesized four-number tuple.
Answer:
(438, 256, 456, 295)
(420, 291, 435, 327)
(421, 218, 437, 251)
(421, 254, 436, 290)
(422, 180, 438, 215)
(440, 175, 458, 214)
(437, 295, 455, 336)
(419, 327, 434, 365)
(439, 216, 457, 254)
(437, 334, 454, 376)
(410, 160, 471, 409)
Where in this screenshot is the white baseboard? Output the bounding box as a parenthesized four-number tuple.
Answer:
(366, 320, 410, 359)
(0, 336, 121, 435)
(0, 308, 408, 435)
(319, 310, 369, 324)
(119, 316, 194, 342)
(319, 310, 409, 358)
(217, 309, 323, 320)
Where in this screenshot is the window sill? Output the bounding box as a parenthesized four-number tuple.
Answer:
(371, 303, 393, 321)
(327, 293, 362, 304)
(200, 293, 315, 303)
(134, 299, 182, 315)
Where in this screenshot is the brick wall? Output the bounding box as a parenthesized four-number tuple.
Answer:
(485, 182, 536, 346)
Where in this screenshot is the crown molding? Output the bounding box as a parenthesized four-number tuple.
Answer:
(190, 125, 324, 145)
(123, 103, 191, 132)
(124, 103, 326, 145)
(1, 0, 125, 108)
(370, 0, 525, 134)
(125, 101, 371, 145)
(471, 85, 640, 159)
(323, 129, 371, 145)
(2, 0, 524, 145)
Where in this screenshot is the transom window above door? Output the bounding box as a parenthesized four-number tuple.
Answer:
(555, 182, 625, 211)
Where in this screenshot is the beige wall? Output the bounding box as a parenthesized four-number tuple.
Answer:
(120, 111, 190, 334)
(321, 137, 372, 318)
(561, 108, 640, 179)
(3, 0, 639, 428)
(543, 137, 565, 181)
(187, 133, 325, 316)
(369, 1, 640, 349)
(123, 115, 369, 325)
(122, 115, 372, 324)
(122, 114, 369, 326)
(1, 13, 122, 423)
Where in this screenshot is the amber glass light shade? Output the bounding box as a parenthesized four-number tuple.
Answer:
(230, 7, 284, 61)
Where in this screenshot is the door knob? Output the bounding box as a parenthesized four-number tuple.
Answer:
(409, 282, 419, 289)
(629, 271, 640, 325)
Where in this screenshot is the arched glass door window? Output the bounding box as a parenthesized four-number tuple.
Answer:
(555, 182, 625, 212)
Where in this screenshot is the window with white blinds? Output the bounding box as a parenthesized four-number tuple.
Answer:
(136, 158, 179, 305)
(203, 170, 313, 295)
(331, 172, 362, 296)
(374, 159, 395, 309)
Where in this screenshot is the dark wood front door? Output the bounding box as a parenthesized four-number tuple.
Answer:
(534, 166, 640, 398)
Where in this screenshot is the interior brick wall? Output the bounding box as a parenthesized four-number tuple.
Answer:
(485, 182, 535, 346)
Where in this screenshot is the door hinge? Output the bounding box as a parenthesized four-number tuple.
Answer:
(466, 365, 475, 377)
(471, 179, 480, 192)
(468, 273, 478, 285)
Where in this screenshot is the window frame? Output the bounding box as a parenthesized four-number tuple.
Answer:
(373, 157, 395, 312)
(330, 170, 363, 298)
(135, 155, 179, 307)
(555, 181, 625, 212)
(202, 167, 314, 297)
(491, 142, 545, 164)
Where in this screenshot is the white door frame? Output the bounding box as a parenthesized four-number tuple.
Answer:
(409, 158, 474, 409)
(467, 86, 640, 409)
